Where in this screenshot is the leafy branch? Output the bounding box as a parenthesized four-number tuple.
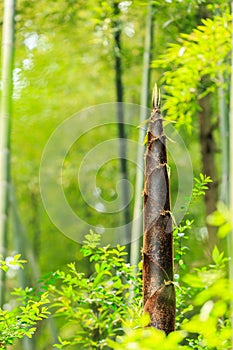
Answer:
(0, 254, 26, 273)
(192, 173, 212, 200)
(152, 13, 231, 130)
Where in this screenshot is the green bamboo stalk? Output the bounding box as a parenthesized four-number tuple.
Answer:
(198, 94, 218, 253)
(230, 0, 233, 280)
(143, 85, 175, 334)
(218, 74, 229, 205)
(0, 0, 16, 307)
(229, 2, 233, 348)
(11, 189, 40, 286)
(113, 1, 131, 249)
(11, 190, 37, 350)
(130, 1, 154, 268)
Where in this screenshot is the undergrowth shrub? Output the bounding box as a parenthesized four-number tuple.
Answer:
(46, 175, 232, 350)
(48, 231, 141, 349)
(0, 255, 49, 349)
(0, 175, 231, 349)
(47, 228, 232, 350)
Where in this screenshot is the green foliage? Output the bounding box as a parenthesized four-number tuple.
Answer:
(108, 244, 231, 350)
(192, 173, 212, 199)
(0, 258, 49, 349)
(49, 231, 141, 349)
(2, 1, 232, 349)
(152, 13, 231, 130)
(0, 254, 26, 273)
(174, 173, 212, 272)
(0, 210, 230, 349)
(181, 247, 232, 349)
(46, 174, 231, 349)
(46, 230, 232, 350)
(207, 202, 232, 238)
(174, 219, 193, 272)
(174, 203, 231, 350)
(108, 327, 188, 350)
(0, 291, 49, 349)
(167, 176, 232, 349)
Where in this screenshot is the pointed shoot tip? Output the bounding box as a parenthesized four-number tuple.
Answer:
(152, 83, 160, 109)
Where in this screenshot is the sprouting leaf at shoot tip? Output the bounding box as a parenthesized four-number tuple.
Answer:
(152, 83, 161, 109)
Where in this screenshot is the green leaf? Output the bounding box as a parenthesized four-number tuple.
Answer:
(182, 274, 205, 288)
(218, 222, 231, 238)
(212, 246, 222, 264)
(207, 211, 225, 226)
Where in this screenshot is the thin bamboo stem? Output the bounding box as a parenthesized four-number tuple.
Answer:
(218, 74, 229, 205)
(130, 1, 154, 267)
(229, 2, 233, 348)
(113, 2, 131, 251)
(0, 0, 16, 307)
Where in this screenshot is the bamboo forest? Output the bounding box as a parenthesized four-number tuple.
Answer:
(1, 0, 233, 349)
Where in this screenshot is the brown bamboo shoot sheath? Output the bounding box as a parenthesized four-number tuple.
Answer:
(143, 87, 175, 334)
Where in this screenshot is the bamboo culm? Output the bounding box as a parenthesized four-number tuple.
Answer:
(0, 0, 16, 307)
(130, 0, 154, 268)
(113, 1, 131, 250)
(228, 2, 233, 349)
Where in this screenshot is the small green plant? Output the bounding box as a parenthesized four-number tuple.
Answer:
(181, 246, 232, 349)
(174, 219, 193, 272)
(0, 256, 50, 349)
(0, 291, 49, 349)
(173, 173, 213, 327)
(49, 231, 141, 349)
(0, 254, 26, 272)
(192, 174, 212, 200)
